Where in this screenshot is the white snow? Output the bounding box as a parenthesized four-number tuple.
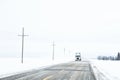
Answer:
(0, 58, 72, 78)
(90, 59, 120, 80)
(1, 58, 120, 80)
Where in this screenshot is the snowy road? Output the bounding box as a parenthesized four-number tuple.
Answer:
(0, 61, 96, 80)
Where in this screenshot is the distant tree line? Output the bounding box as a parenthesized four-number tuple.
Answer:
(116, 52, 120, 60)
(98, 52, 120, 60)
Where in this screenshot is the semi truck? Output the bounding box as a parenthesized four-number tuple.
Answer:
(75, 53, 81, 61)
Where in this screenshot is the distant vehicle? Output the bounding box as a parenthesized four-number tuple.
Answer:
(75, 53, 81, 61)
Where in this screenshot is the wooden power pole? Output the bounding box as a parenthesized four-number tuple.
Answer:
(52, 42, 55, 61)
(18, 27, 28, 63)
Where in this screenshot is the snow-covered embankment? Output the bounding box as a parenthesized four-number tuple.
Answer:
(0, 58, 72, 78)
(90, 60, 120, 80)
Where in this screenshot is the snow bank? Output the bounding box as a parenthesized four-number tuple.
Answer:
(90, 60, 120, 80)
(0, 58, 72, 78)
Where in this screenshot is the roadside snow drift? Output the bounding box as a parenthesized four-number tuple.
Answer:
(90, 60, 120, 80)
(0, 58, 72, 78)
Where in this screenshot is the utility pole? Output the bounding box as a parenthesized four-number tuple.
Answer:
(18, 27, 28, 63)
(52, 42, 55, 61)
(69, 50, 71, 55)
(64, 48, 65, 55)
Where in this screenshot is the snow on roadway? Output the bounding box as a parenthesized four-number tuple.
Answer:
(0, 58, 72, 78)
(90, 59, 120, 80)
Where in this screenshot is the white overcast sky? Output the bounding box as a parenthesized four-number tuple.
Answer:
(0, 0, 120, 59)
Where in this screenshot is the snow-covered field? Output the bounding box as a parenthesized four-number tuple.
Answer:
(90, 60, 120, 80)
(0, 58, 72, 78)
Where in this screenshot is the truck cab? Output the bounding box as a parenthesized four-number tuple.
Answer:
(75, 53, 81, 61)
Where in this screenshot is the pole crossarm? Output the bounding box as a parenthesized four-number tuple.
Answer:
(18, 35, 29, 36)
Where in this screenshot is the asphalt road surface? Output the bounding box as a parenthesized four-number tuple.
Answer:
(0, 61, 96, 80)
